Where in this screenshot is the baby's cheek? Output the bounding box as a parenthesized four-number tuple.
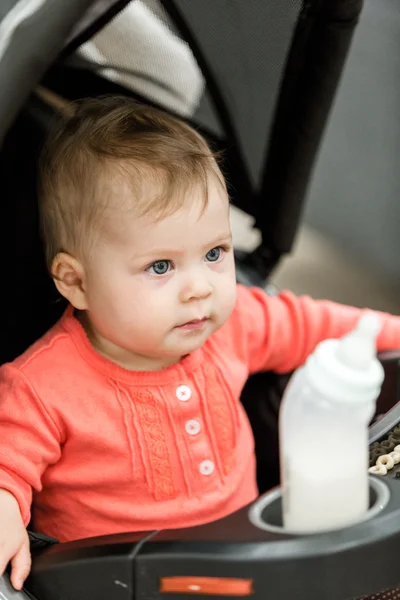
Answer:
(218, 288, 237, 321)
(221, 272, 237, 300)
(125, 294, 161, 330)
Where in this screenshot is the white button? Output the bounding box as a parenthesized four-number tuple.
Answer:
(176, 385, 191, 401)
(185, 419, 201, 436)
(199, 460, 215, 476)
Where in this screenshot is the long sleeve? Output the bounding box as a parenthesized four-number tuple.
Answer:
(0, 364, 62, 525)
(235, 285, 400, 375)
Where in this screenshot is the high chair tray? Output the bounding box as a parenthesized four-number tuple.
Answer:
(3, 476, 398, 600)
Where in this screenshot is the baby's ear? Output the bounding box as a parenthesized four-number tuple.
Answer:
(51, 253, 88, 310)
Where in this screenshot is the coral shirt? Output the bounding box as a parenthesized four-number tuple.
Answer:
(0, 285, 400, 542)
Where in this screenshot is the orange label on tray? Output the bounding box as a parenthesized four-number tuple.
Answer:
(160, 576, 253, 596)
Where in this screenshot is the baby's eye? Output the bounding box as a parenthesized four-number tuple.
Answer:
(205, 247, 223, 262)
(147, 260, 171, 275)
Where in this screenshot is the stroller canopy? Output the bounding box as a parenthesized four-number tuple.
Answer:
(0, 0, 363, 255)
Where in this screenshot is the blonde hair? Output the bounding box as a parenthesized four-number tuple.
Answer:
(38, 95, 224, 270)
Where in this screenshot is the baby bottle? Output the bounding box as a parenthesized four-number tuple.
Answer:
(279, 314, 384, 533)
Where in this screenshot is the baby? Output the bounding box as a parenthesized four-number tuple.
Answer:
(1, 96, 400, 590)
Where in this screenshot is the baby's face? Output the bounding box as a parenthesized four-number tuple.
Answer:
(82, 179, 237, 370)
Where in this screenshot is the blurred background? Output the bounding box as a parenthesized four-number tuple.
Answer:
(232, 0, 400, 313)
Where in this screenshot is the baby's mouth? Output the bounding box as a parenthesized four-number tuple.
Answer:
(176, 317, 209, 330)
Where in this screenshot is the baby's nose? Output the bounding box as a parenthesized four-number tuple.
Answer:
(180, 275, 213, 303)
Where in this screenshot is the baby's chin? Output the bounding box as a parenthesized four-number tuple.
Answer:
(172, 321, 224, 353)
(167, 336, 209, 358)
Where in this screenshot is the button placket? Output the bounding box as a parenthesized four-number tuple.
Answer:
(175, 382, 217, 485)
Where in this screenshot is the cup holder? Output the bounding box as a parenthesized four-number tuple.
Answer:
(248, 475, 390, 535)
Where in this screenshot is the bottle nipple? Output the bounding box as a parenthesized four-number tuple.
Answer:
(335, 314, 381, 371)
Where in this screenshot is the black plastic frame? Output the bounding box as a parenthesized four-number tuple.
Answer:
(257, 0, 364, 258)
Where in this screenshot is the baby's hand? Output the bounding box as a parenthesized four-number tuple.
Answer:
(0, 490, 31, 590)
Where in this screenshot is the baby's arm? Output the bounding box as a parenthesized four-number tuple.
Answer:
(0, 364, 62, 589)
(0, 489, 30, 590)
(234, 285, 400, 374)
